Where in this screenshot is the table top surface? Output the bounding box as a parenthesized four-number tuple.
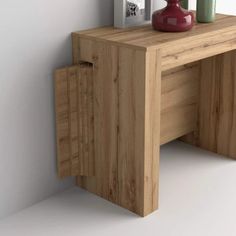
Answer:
(74, 14, 236, 51)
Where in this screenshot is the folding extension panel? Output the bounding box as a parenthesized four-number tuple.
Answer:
(54, 63, 95, 178)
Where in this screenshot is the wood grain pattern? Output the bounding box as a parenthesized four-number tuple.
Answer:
(77, 42, 119, 203)
(161, 26, 236, 70)
(55, 64, 95, 178)
(160, 63, 199, 145)
(143, 50, 161, 215)
(68, 14, 236, 217)
(117, 48, 161, 216)
(73, 14, 236, 71)
(182, 50, 236, 159)
(75, 14, 232, 48)
(68, 68, 79, 175)
(55, 69, 71, 178)
(75, 42, 161, 216)
(72, 33, 80, 65)
(117, 47, 142, 213)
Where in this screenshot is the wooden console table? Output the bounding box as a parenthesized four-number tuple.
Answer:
(55, 14, 236, 217)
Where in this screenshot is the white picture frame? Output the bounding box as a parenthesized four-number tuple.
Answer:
(114, 0, 153, 28)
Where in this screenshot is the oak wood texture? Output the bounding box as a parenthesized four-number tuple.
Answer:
(160, 63, 199, 145)
(55, 59, 199, 214)
(73, 14, 236, 71)
(61, 13, 236, 217)
(55, 64, 95, 178)
(75, 43, 161, 216)
(71, 47, 199, 216)
(182, 50, 236, 159)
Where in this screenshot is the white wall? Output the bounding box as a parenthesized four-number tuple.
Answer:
(190, 0, 236, 15)
(0, 0, 113, 219)
(155, 0, 236, 15)
(0, 0, 235, 220)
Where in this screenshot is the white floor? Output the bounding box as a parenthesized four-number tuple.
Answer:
(1, 141, 236, 236)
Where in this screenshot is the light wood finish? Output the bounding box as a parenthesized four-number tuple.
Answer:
(75, 43, 161, 216)
(73, 14, 236, 71)
(160, 63, 199, 145)
(72, 50, 200, 215)
(87, 42, 119, 203)
(55, 64, 95, 178)
(54, 13, 236, 217)
(182, 50, 236, 159)
(55, 69, 70, 177)
(117, 49, 161, 215)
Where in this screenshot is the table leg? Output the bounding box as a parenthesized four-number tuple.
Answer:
(182, 50, 236, 159)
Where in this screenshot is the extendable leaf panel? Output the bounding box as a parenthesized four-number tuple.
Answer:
(55, 64, 95, 178)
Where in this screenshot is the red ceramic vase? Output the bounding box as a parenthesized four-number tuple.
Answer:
(152, 0, 194, 32)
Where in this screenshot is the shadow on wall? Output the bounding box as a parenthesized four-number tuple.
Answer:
(0, 0, 113, 220)
(94, 0, 114, 25)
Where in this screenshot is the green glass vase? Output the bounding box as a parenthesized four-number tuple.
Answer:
(181, 0, 189, 10)
(197, 0, 216, 23)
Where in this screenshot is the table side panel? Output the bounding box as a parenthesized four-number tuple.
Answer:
(77, 42, 119, 203)
(182, 50, 236, 159)
(143, 50, 161, 215)
(76, 39, 162, 216)
(161, 63, 199, 145)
